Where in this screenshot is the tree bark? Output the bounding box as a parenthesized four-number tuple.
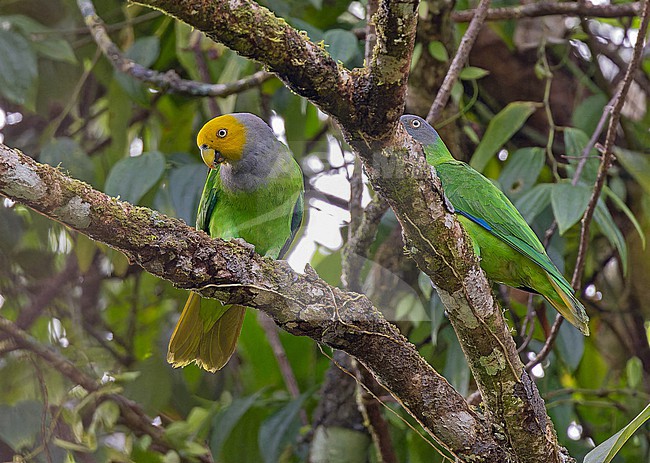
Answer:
(11, 0, 576, 460)
(0, 144, 507, 461)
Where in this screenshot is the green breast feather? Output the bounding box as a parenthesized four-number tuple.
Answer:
(400, 114, 589, 335)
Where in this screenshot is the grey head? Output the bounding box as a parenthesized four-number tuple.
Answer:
(400, 114, 440, 145)
(220, 113, 292, 191)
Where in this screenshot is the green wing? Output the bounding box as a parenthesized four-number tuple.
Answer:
(196, 167, 220, 233)
(278, 193, 304, 259)
(435, 159, 573, 294)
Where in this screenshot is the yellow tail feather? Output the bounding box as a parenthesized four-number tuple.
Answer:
(168, 292, 246, 372)
(546, 276, 590, 336)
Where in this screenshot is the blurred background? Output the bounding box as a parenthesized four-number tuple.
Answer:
(0, 0, 648, 461)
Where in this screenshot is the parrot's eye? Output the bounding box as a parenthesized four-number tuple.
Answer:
(411, 119, 421, 128)
(217, 129, 228, 138)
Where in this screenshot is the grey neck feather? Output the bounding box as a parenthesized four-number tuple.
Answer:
(400, 115, 439, 145)
(220, 114, 291, 192)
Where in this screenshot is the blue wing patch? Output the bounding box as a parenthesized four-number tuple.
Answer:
(457, 209, 492, 231)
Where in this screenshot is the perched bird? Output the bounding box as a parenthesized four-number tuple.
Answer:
(168, 113, 304, 372)
(400, 114, 589, 335)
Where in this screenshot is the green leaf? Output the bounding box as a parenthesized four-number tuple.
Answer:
(258, 395, 307, 463)
(442, 329, 470, 396)
(564, 127, 599, 186)
(498, 147, 545, 201)
(115, 36, 160, 105)
(310, 427, 371, 463)
(427, 41, 449, 61)
(571, 93, 608, 136)
(459, 66, 489, 80)
(322, 29, 358, 64)
(514, 183, 552, 223)
(625, 356, 643, 389)
(615, 147, 650, 195)
(584, 402, 650, 463)
(1, 14, 77, 64)
(32, 39, 77, 64)
(428, 291, 445, 347)
(0, 401, 43, 451)
(555, 319, 584, 372)
(104, 151, 166, 204)
(125, 36, 160, 68)
(0, 29, 38, 105)
(122, 357, 172, 414)
(0, 206, 25, 251)
(40, 137, 96, 185)
(410, 42, 423, 71)
(603, 186, 645, 249)
(210, 392, 263, 457)
(594, 199, 628, 272)
(168, 163, 205, 226)
(551, 183, 592, 235)
(470, 101, 537, 172)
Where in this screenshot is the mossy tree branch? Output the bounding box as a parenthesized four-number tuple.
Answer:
(0, 144, 508, 462)
(45, 0, 569, 460)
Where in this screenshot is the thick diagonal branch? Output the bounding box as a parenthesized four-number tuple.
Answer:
(0, 144, 506, 462)
(121, 1, 566, 460)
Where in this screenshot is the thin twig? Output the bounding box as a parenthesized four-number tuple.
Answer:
(354, 361, 398, 463)
(76, 0, 272, 98)
(0, 316, 213, 463)
(573, 0, 650, 286)
(0, 255, 78, 343)
(590, 39, 650, 96)
(427, 0, 492, 124)
(341, 194, 390, 293)
(571, 101, 614, 187)
(526, 0, 650, 371)
(256, 313, 308, 425)
(452, 1, 641, 22)
(31, 357, 53, 463)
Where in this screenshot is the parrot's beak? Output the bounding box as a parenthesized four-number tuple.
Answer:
(200, 145, 225, 169)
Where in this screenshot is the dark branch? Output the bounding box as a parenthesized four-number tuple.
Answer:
(573, 0, 650, 285)
(77, 0, 273, 97)
(427, 0, 492, 123)
(0, 316, 213, 463)
(121, 1, 568, 460)
(452, 1, 641, 22)
(0, 144, 507, 462)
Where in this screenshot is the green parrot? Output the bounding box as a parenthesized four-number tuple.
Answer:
(400, 114, 589, 335)
(168, 113, 304, 372)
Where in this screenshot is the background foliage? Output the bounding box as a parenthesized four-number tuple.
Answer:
(0, 0, 648, 462)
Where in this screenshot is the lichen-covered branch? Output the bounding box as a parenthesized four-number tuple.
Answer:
(0, 144, 507, 462)
(362, 0, 419, 134)
(349, 133, 566, 463)
(119, 1, 568, 460)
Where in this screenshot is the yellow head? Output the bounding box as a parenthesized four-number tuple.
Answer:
(196, 115, 247, 169)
